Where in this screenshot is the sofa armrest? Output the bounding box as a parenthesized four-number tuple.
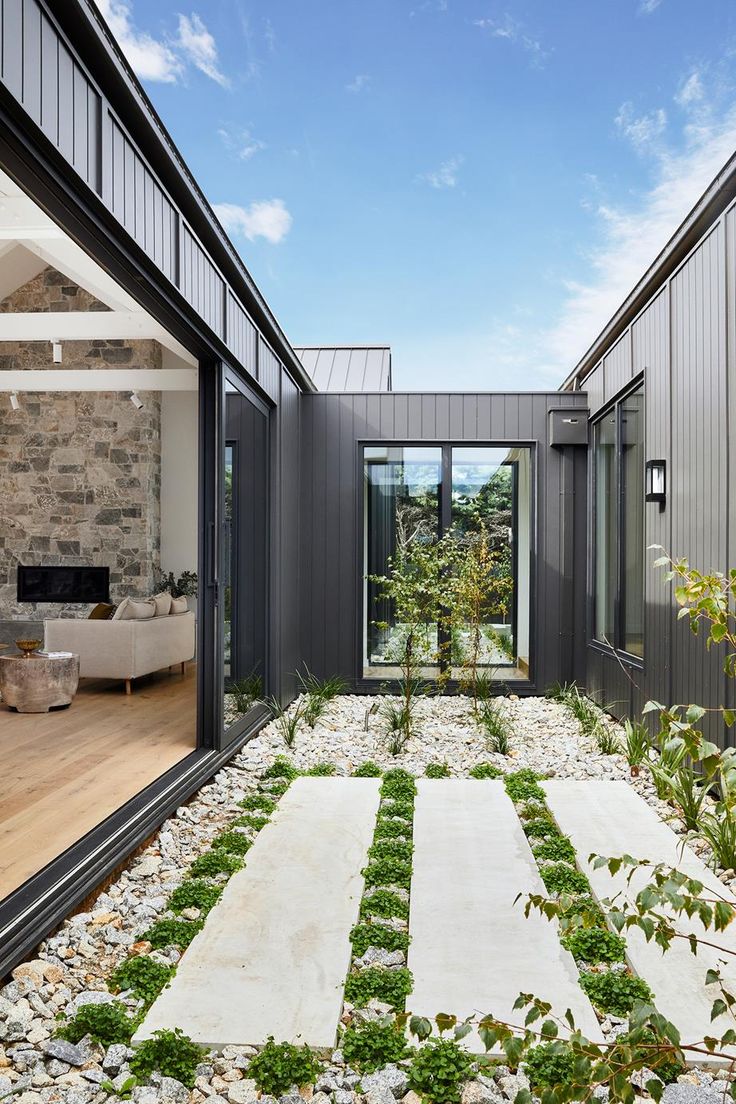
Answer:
(44, 618, 136, 679)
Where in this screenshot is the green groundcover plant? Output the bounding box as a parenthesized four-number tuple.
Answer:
(344, 966, 413, 1009)
(408, 1037, 474, 1104)
(579, 971, 653, 1017)
(59, 1001, 134, 1047)
(141, 917, 204, 950)
(130, 1027, 205, 1089)
(350, 922, 409, 956)
(248, 1037, 321, 1096)
(109, 955, 174, 1008)
(360, 889, 410, 921)
(561, 927, 627, 965)
(341, 1019, 411, 1073)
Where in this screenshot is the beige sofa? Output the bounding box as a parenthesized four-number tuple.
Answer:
(44, 611, 196, 694)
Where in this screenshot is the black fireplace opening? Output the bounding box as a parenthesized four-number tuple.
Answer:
(17, 566, 110, 604)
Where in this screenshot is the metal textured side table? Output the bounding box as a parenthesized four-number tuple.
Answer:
(0, 652, 80, 713)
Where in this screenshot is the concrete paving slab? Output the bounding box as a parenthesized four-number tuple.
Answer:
(407, 780, 603, 1054)
(134, 776, 381, 1050)
(544, 780, 736, 1063)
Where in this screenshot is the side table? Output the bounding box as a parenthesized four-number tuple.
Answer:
(0, 652, 80, 713)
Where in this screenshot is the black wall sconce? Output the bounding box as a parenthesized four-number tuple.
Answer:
(645, 459, 666, 504)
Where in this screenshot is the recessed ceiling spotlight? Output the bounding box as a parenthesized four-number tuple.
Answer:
(9, 391, 20, 411)
(130, 392, 143, 410)
(52, 340, 62, 364)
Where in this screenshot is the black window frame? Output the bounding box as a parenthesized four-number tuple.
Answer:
(590, 376, 645, 665)
(359, 439, 536, 683)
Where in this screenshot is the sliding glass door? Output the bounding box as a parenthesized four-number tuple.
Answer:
(220, 370, 270, 741)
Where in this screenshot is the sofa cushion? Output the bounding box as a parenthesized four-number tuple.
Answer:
(88, 602, 115, 620)
(112, 597, 156, 621)
(151, 591, 173, 616)
(170, 595, 188, 614)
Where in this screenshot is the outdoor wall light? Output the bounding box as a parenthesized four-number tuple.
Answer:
(51, 341, 62, 364)
(645, 459, 666, 504)
(9, 391, 19, 411)
(129, 392, 144, 410)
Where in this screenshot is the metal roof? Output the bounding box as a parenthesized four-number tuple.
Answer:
(294, 346, 392, 392)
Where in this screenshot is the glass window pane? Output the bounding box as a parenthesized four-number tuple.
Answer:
(364, 447, 441, 670)
(223, 381, 268, 733)
(621, 387, 644, 656)
(450, 447, 531, 677)
(594, 412, 617, 645)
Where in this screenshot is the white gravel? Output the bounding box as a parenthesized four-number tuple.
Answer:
(0, 692, 730, 1104)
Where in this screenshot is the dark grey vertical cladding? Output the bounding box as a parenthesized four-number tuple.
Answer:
(670, 225, 728, 742)
(635, 289, 671, 712)
(0, 1, 101, 190)
(181, 225, 225, 338)
(258, 339, 280, 403)
(109, 118, 178, 282)
(227, 296, 257, 379)
(726, 208, 736, 721)
(299, 392, 588, 692)
(583, 206, 735, 743)
(276, 371, 301, 702)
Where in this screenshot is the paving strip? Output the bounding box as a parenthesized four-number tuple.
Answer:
(544, 779, 736, 1063)
(407, 779, 602, 1053)
(134, 776, 381, 1050)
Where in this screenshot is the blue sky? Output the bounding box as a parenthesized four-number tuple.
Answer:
(98, 0, 736, 389)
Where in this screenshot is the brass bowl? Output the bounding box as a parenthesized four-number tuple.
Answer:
(15, 639, 42, 657)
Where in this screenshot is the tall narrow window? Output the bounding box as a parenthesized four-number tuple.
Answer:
(364, 447, 441, 670)
(594, 413, 617, 645)
(593, 383, 644, 658)
(621, 389, 644, 657)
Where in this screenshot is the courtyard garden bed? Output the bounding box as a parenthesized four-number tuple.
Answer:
(0, 688, 733, 1104)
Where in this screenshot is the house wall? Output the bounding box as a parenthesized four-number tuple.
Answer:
(578, 200, 736, 743)
(299, 391, 589, 692)
(0, 268, 163, 628)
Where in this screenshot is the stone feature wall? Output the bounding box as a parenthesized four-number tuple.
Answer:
(0, 267, 162, 623)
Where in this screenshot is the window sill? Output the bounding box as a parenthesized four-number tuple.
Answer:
(588, 639, 644, 672)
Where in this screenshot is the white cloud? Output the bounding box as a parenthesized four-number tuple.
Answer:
(218, 125, 266, 161)
(397, 68, 736, 391)
(615, 102, 667, 151)
(676, 70, 705, 108)
(420, 155, 463, 189)
(346, 74, 370, 94)
(177, 13, 229, 87)
(96, 0, 181, 82)
(213, 200, 293, 244)
(638, 0, 664, 13)
(474, 15, 550, 67)
(96, 0, 227, 86)
(540, 87, 736, 379)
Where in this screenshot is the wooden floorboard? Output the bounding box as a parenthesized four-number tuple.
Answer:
(0, 665, 196, 901)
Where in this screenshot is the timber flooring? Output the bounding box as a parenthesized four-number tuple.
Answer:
(0, 664, 196, 902)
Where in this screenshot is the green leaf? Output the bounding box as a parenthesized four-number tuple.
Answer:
(409, 1016, 432, 1041)
(711, 998, 727, 1021)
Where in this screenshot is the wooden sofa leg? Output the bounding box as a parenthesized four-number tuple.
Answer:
(180, 661, 186, 676)
(125, 679, 132, 695)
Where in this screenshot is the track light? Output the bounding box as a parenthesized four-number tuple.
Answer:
(52, 341, 62, 364)
(9, 392, 19, 411)
(129, 392, 143, 410)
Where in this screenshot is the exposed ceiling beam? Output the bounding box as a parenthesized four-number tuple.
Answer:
(0, 368, 198, 391)
(15, 236, 141, 313)
(0, 244, 47, 301)
(0, 311, 197, 366)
